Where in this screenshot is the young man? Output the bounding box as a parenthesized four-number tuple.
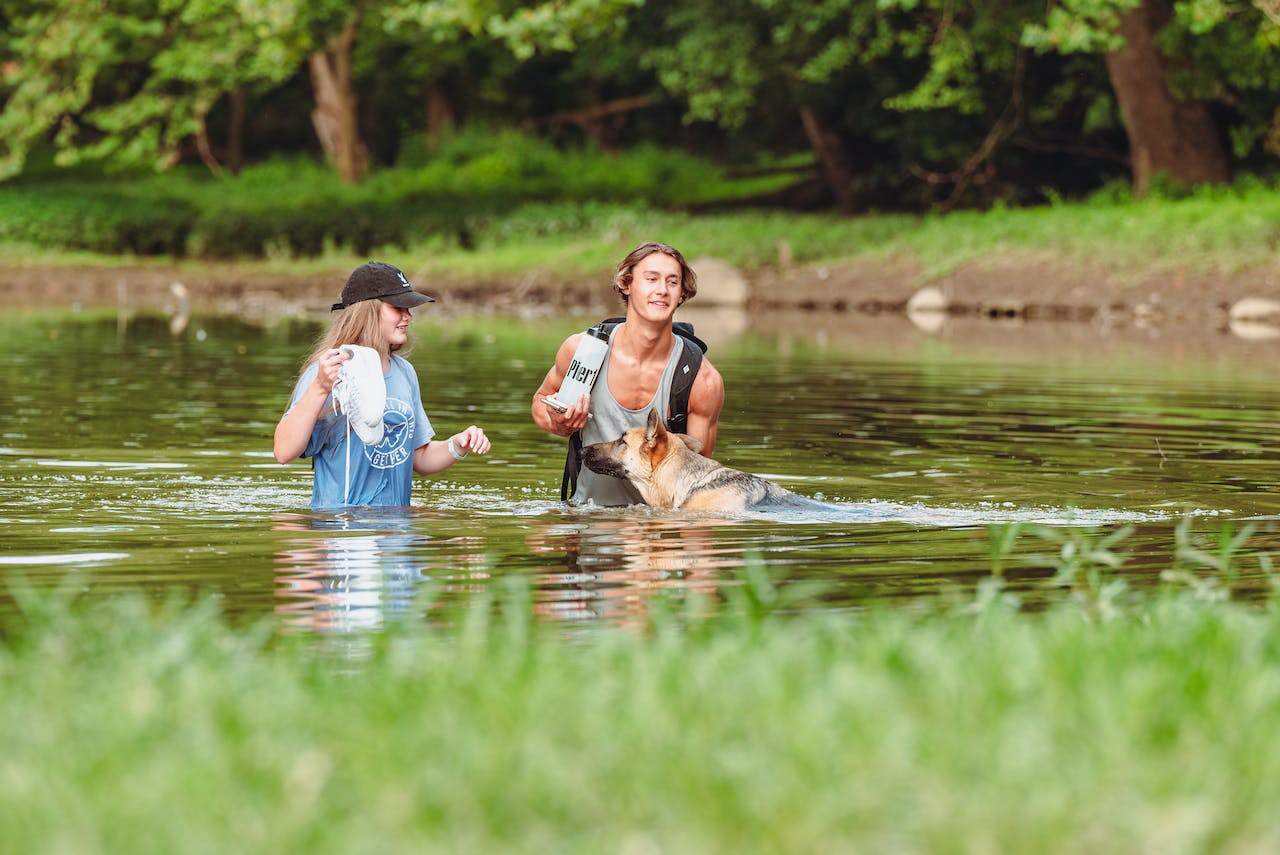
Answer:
(531, 242, 725, 505)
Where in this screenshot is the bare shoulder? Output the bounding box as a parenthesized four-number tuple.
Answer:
(556, 332, 583, 364)
(534, 332, 587, 402)
(691, 356, 724, 413)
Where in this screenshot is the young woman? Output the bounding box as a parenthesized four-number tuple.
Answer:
(274, 261, 490, 509)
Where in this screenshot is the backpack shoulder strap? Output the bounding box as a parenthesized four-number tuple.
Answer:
(672, 321, 708, 356)
(561, 431, 583, 502)
(664, 340, 703, 434)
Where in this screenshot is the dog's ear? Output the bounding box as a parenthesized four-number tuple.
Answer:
(644, 408, 667, 445)
(676, 433, 703, 454)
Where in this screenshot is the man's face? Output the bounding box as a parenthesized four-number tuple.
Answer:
(624, 253, 683, 320)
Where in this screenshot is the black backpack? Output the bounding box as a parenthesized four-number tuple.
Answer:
(560, 317, 707, 501)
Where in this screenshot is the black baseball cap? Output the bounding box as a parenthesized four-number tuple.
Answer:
(331, 261, 435, 311)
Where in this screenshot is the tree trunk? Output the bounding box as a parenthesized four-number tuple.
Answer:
(226, 87, 245, 176)
(798, 105, 858, 214)
(1103, 0, 1229, 195)
(194, 112, 222, 177)
(541, 95, 653, 155)
(425, 81, 455, 152)
(309, 14, 367, 184)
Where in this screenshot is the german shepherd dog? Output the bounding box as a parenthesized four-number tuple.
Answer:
(579, 409, 828, 512)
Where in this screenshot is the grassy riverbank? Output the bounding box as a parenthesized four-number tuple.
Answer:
(397, 177, 1280, 283)
(3, 573, 1279, 852)
(6, 183, 1280, 280)
(3, 136, 1279, 288)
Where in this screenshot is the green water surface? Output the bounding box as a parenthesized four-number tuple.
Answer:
(2, 306, 1278, 635)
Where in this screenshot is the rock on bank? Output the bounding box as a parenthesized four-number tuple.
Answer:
(3, 252, 1277, 330)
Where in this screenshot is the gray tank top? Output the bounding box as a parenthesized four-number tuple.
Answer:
(572, 324, 685, 506)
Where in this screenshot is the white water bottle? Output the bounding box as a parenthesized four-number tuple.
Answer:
(544, 323, 611, 411)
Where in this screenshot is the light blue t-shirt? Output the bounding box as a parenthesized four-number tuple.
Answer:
(287, 354, 434, 509)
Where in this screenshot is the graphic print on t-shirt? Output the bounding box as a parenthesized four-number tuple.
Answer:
(365, 397, 414, 469)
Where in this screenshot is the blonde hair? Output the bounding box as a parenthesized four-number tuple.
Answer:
(301, 300, 411, 371)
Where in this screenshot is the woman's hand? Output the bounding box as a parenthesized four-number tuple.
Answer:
(315, 348, 350, 394)
(416, 425, 491, 475)
(451, 425, 491, 457)
(274, 350, 352, 465)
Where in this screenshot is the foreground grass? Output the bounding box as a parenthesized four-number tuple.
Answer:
(2, 578, 1279, 853)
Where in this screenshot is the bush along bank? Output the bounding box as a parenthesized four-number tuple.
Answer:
(0, 135, 797, 260)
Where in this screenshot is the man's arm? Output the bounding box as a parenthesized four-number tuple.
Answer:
(531, 333, 591, 437)
(684, 357, 724, 457)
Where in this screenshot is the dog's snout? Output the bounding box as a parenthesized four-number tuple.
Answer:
(579, 442, 624, 478)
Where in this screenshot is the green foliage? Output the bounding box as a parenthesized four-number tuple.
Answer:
(399, 128, 780, 205)
(882, 23, 984, 114)
(1023, 0, 1280, 162)
(480, 0, 643, 60)
(979, 513, 1280, 623)
(1029, 523, 1137, 619)
(384, 0, 642, 60)
(0, 0, 306, 179)
(0, 184, 196, 255)
(0, 0, 1277, 211)
(1161, 1, 1280, 159)
(1022, 0, 1136, 54)
(4, 578, 1280, 851)
(0, 158, 1272, 281)
(0, 135, 798, 258)
(7, 157, 1280, 277)
(645, 3, 772, 129)
(1165, 514, 1260, 598)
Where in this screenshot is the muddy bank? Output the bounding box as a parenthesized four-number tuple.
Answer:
(5, 253, 1280, 356)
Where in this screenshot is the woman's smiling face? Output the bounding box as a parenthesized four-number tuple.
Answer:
(380, 301, 413, 351)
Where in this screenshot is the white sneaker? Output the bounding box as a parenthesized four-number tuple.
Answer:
(333, 344, 386, 446)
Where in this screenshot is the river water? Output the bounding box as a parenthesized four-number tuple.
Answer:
(2, 304, 1279, 640)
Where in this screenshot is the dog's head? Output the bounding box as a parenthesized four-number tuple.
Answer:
(579, 409, 703, 493)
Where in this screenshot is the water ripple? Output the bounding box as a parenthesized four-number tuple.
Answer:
(0, 552, 130, 566)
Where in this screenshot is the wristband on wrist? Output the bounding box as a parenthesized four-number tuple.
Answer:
(447, 436, 468, 461)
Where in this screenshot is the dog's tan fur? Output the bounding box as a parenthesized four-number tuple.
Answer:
(579, 409, 821, 511)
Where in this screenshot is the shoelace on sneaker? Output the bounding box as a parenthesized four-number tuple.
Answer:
(332, 345, 387, 505)
(334, 345, 387, 444)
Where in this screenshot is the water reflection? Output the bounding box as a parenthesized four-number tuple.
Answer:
(272, 509, 431, 639)
(270, 506, 746, 639)
(527, 513, 734, 628)
(270, 508, 491, 650)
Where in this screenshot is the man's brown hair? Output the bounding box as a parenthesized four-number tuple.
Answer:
(613, 242, 698, 305)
